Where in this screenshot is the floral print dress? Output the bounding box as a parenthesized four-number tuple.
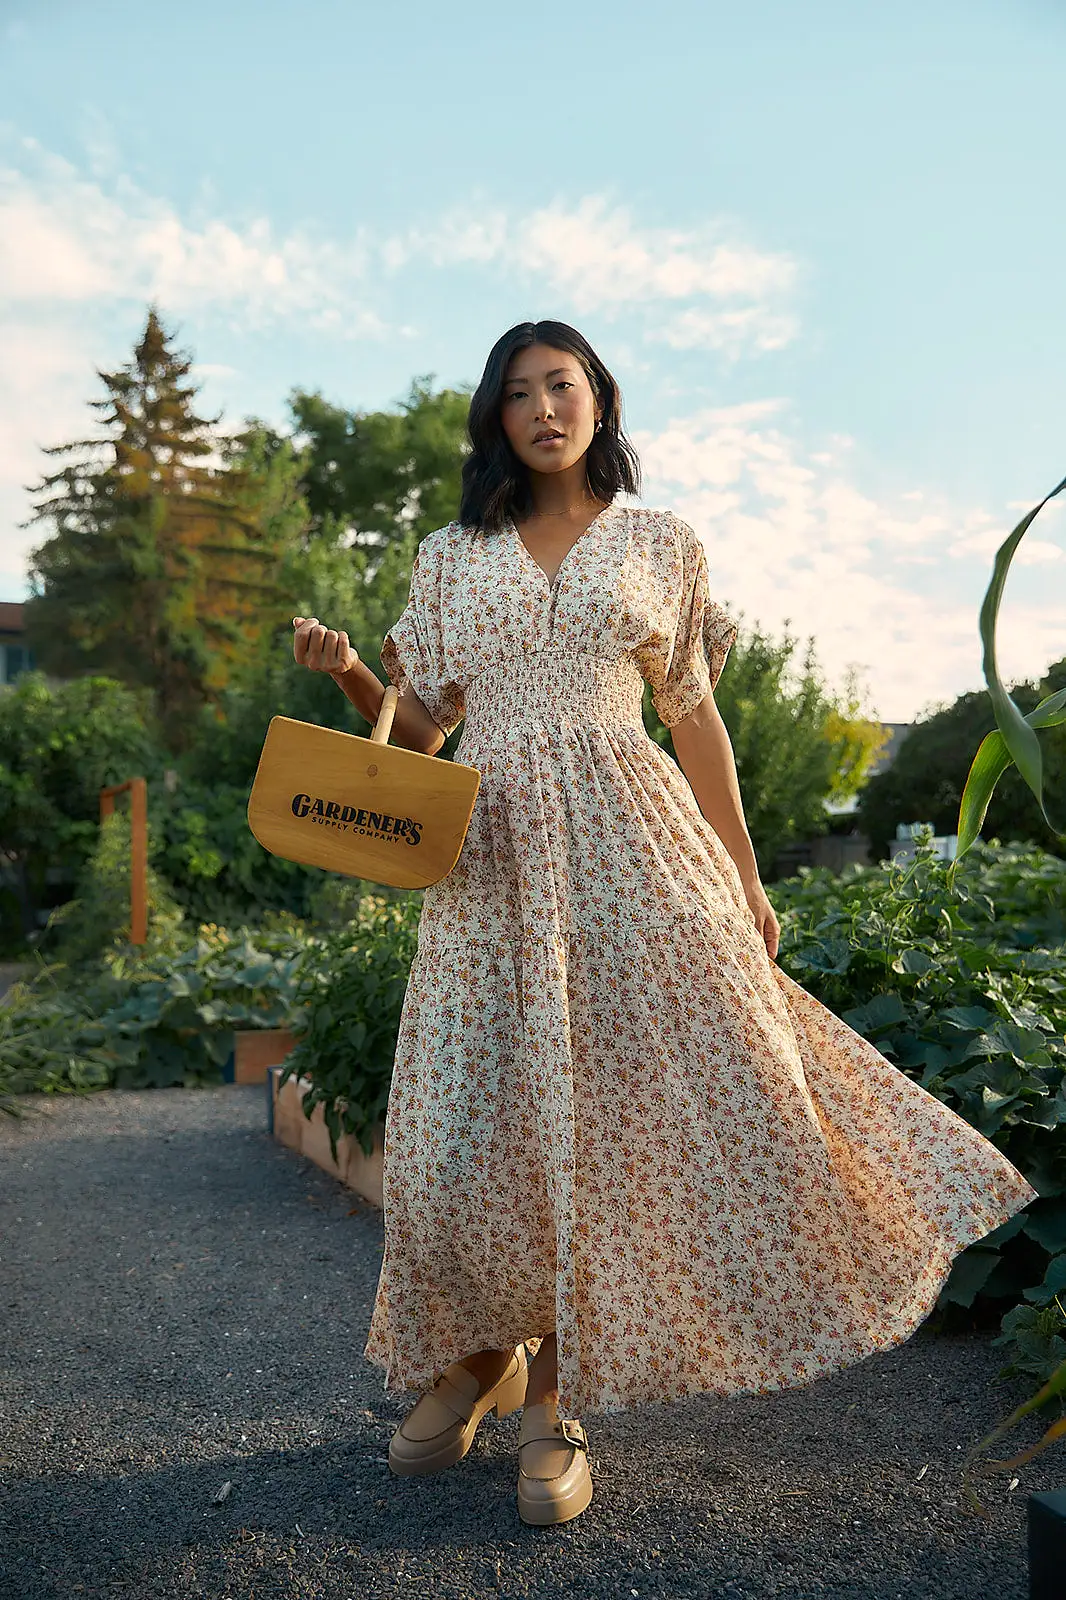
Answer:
(362, 504, 1037, 1418)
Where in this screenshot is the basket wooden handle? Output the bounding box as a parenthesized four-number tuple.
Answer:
(371, 683, 400, 745)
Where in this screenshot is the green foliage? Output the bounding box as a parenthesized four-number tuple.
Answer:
(151, 774, 414, 929)
(0, 643, 419, 963)
(175, 524, 421, 789)
(773, 833, 1066, 1377)
(0, 922, 307, 1109)
(0, 963, 118, 1107)
(992, 1300, 1066, 1385)
(774, 836, 1066, 1165)
(304, 873, 413, 929)
(0, 671, 162, 943)
(97, 924, 305, 1089)
(152, 778, 319, 927)
(280, 894, 422, 1159)
(22, 308, 309, 750)
(143, 518, 447, 925)
(965, 473, 1066, 859)
(644, 619, 890, 877)
(40, 809, 186, 966)
(858, 660, 1066, 865)
(286, 378, 471, 544)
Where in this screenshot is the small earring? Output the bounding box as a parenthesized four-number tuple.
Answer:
(595, 420, 603, 432)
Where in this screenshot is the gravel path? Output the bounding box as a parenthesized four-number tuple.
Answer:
(0, 1085, 1054, 1600)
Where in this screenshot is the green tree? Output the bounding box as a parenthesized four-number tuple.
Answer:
(153, 527, 425, 927)
(284, 378, 471, 545)
(0, 673, 162, 944)
(182, 523, 422, 790)
(43, 809, 186, 967)
(858, 656, 1066, 862)
(22, 307, 304, 747)
(127, 370, 472, 927)
(647, 616, 891, 879)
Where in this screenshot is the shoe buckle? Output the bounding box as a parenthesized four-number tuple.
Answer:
(559, 1418, 587, 1450)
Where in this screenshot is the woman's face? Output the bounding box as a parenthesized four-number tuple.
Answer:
(499, 343, 603, 476)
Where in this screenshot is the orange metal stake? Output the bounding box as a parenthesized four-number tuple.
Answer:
(98, 777, 148, 945)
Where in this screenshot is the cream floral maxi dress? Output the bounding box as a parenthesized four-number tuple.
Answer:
(362, 503, 1037, 1418)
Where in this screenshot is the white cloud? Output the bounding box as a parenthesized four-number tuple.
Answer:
(0, 309, 112, 592)
(0, 139, 396, 590)
(0, 137, 808, 593)
(635, 407, 1065, 722)
(515, 198, 796, 310)
(0, 140, 383, 331)
(0, 143, 798, 364)
(390, 195, 799, 355)
(654, 305, 799, 355)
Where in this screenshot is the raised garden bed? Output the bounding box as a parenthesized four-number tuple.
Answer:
(267, 1064, 384, 1209)
(223, 1026, 299, 1085)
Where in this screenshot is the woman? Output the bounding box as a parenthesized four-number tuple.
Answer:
(293, 319, 1037, 1528)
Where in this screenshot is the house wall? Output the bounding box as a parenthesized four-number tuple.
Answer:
(0, 602, 35, 685)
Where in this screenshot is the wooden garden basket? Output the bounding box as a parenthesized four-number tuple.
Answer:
(247, 686, 480, 889)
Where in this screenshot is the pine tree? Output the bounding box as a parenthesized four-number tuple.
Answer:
(22, 307, 301, 747)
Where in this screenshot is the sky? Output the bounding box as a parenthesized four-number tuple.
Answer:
(1, 0, 1063, 723)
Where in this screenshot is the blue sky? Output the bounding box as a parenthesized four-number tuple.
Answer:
(1, 0, 1063, 721)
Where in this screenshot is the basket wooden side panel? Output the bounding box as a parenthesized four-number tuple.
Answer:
(247, 716, 479, 889)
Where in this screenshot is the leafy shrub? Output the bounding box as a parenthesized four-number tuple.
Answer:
(98, 924, 306, 1088)
(772, 832, 1066, 1372)
(40, 810, 187, 965)
(0, 964, 118, 1105)
(1, 922, 308, 1106)
(305, 872, 413, 927)
(151, 775, 321, 926)
(0, 671, 165, 944)
(280, 893, 422, 1159)
(991, 1300, 1066, 1385)
(152, 775, 413, 928)
(857, 658, 1066, 865)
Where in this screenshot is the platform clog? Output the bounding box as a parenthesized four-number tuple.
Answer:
(516, 1400, 593, 1525)
(388, 1345, 527, 1476)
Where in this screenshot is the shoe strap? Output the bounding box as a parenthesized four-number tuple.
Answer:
(428, 1371, 476, 1423)
(519, 1417, 588, 1451)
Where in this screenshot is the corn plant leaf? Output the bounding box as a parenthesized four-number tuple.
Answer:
(955, 686, 1066, 864)
(954, 474, 1066, 879)
(962, 1351, 1066, 1514)
(984, 1413, 1066, 1473)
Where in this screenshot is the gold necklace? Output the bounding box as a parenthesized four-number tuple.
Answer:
(527, 500, 602, 519)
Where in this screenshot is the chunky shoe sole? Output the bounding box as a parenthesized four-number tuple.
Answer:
(388, 1346, 527, 1476)
(517, 1408, 594, 1526)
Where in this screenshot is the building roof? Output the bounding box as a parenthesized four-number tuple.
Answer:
(0, 601, 25, 633)
(866, 721, 912, 776)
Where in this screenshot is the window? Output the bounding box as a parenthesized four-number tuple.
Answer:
(1, 644, 32, 683)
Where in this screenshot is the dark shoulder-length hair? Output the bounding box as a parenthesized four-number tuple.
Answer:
(458, 320, 641, 534)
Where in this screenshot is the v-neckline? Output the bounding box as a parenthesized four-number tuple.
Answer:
(511, 504, 613, 592)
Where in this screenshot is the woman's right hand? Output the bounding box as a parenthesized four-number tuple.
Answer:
(292, 616, 359, 677)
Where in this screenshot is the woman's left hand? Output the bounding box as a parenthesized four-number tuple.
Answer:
(743, 878, 780, 962)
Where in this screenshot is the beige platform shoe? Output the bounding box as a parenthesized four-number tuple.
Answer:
(388, 1345, 528, 1476)
(516, 1401, 593, 1525)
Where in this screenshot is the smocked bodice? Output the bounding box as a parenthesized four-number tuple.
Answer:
(456, 649, 647, 756)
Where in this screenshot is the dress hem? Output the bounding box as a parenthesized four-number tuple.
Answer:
(361, 1182, 1036, 1419)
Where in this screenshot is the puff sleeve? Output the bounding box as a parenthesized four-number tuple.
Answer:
(380, 531, 466, 737)
(642, 517, 739, 727)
